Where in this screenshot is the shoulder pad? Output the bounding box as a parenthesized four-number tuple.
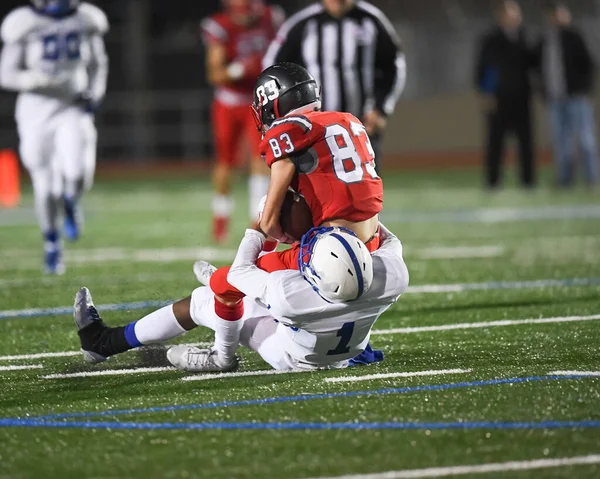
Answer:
(1, 7, 39, 43)
(78, 3, 109, 35)
(200, 15, 229, 43)
(270, 115, 313, 133)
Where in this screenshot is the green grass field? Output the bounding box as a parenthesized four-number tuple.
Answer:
(1, 168, 600, 479)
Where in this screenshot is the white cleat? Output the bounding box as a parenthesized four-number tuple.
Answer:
(193, 261, 217, 286)
(167, 345, 238, 373)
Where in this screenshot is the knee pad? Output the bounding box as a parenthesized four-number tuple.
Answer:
(210, 267, 245, 303)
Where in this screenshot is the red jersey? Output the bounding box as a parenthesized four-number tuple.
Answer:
(201, 6, 284, 105)
(261, 111, 383, 226)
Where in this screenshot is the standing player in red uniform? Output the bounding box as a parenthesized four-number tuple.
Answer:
(201, 0, 284, 243)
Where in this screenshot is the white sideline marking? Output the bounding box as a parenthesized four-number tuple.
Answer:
(372, 314, 600, 336)
(0, 364, 44, 372)
(0, 342, 211, 362)
(323, 369, 471, 384)
(0, 272, 184, 288)
(42, 367, 175, 379)
(0, 246, 237, 269)
(181, 369, 300, 381)
(67, 247, 237, 264)
(416, 246, 504, 260)
(404, 277, 600, 294)
(381, 204, 600, 224)
(308, 454, 600, 479)
(549, 371, 600, 377)
(0, 351, 81, 361)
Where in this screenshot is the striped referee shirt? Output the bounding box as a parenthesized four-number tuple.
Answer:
(263, 1, 406, 118)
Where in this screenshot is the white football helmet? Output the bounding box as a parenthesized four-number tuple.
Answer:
(299, 227, 373, 303)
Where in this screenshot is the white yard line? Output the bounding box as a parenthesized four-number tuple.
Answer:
(415, 246, 504, 260)
(381, 204, 600, 224)
(0, 342, 211, 362)
(0, 272, 184, 288)
(307, 454, 600, 479)
(323, 369, 471, 384)
(0, 364, 44, 372)
(42, 367, 175, 379)
(372, 314, 600, 336)
(549, 371, 600, 377)
(181, 369, 300, 381)
(0, 247, 237, 269)
(0, 351, 82, 361)
(404, 277, 600, 294)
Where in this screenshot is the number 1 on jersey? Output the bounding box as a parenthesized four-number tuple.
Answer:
(327, 322, 355, 356)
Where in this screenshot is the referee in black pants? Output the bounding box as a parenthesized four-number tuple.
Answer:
(262, 0, 406, 174)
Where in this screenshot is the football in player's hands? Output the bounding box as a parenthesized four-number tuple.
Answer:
(279, 190, 313, 243)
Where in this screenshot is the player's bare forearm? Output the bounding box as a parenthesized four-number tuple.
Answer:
(260, 158, 296, 240)
(206, 43, 259, 86)
(206, 43, 233, 86)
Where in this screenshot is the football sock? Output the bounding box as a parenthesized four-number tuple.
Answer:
(128, 305, 186, 345)
(79, 305, 186, 358)
(213, 299, 244, 367)
(33, 186, 61, 233)
(43, 230, 60, 253)
(64, 177, 84, 202)
(212, 195, 233, 241)
(212, 194, 233, 218)
(248, 174, 269, 221)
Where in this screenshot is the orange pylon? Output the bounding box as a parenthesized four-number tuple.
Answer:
(0, 149, 21, 208)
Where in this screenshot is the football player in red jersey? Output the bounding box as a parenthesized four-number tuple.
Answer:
(252, 62, 383, 257)
(201, 0, 284, 243)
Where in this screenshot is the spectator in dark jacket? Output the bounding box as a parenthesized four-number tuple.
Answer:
(476, 0, 536, 189)
(537, 2, 598, 188)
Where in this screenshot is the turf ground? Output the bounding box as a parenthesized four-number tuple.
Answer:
(1, 168, 599, 479)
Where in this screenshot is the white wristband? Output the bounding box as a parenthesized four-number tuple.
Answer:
(227, 62, 245, 81)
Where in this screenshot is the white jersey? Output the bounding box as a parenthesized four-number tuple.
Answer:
(0, 3, 108, 109)
(227, 226, 409, 367)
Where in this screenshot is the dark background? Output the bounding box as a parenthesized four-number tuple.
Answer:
(0, 1, 598, 164)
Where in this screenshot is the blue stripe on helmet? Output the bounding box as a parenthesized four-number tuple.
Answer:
(330, 233, 364, 300)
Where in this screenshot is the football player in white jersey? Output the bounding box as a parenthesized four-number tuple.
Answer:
(0, 0, 108, 274)
(72, 224, 409, 372)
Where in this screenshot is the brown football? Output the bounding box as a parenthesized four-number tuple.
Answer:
(279, 190, 313, 242)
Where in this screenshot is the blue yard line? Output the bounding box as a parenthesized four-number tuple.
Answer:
(2, 278, 600, 320)
(32, 375, 593, 421)
(1, 418, 599, 431)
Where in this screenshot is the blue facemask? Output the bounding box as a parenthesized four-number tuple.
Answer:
(33, 0, 78, 18)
